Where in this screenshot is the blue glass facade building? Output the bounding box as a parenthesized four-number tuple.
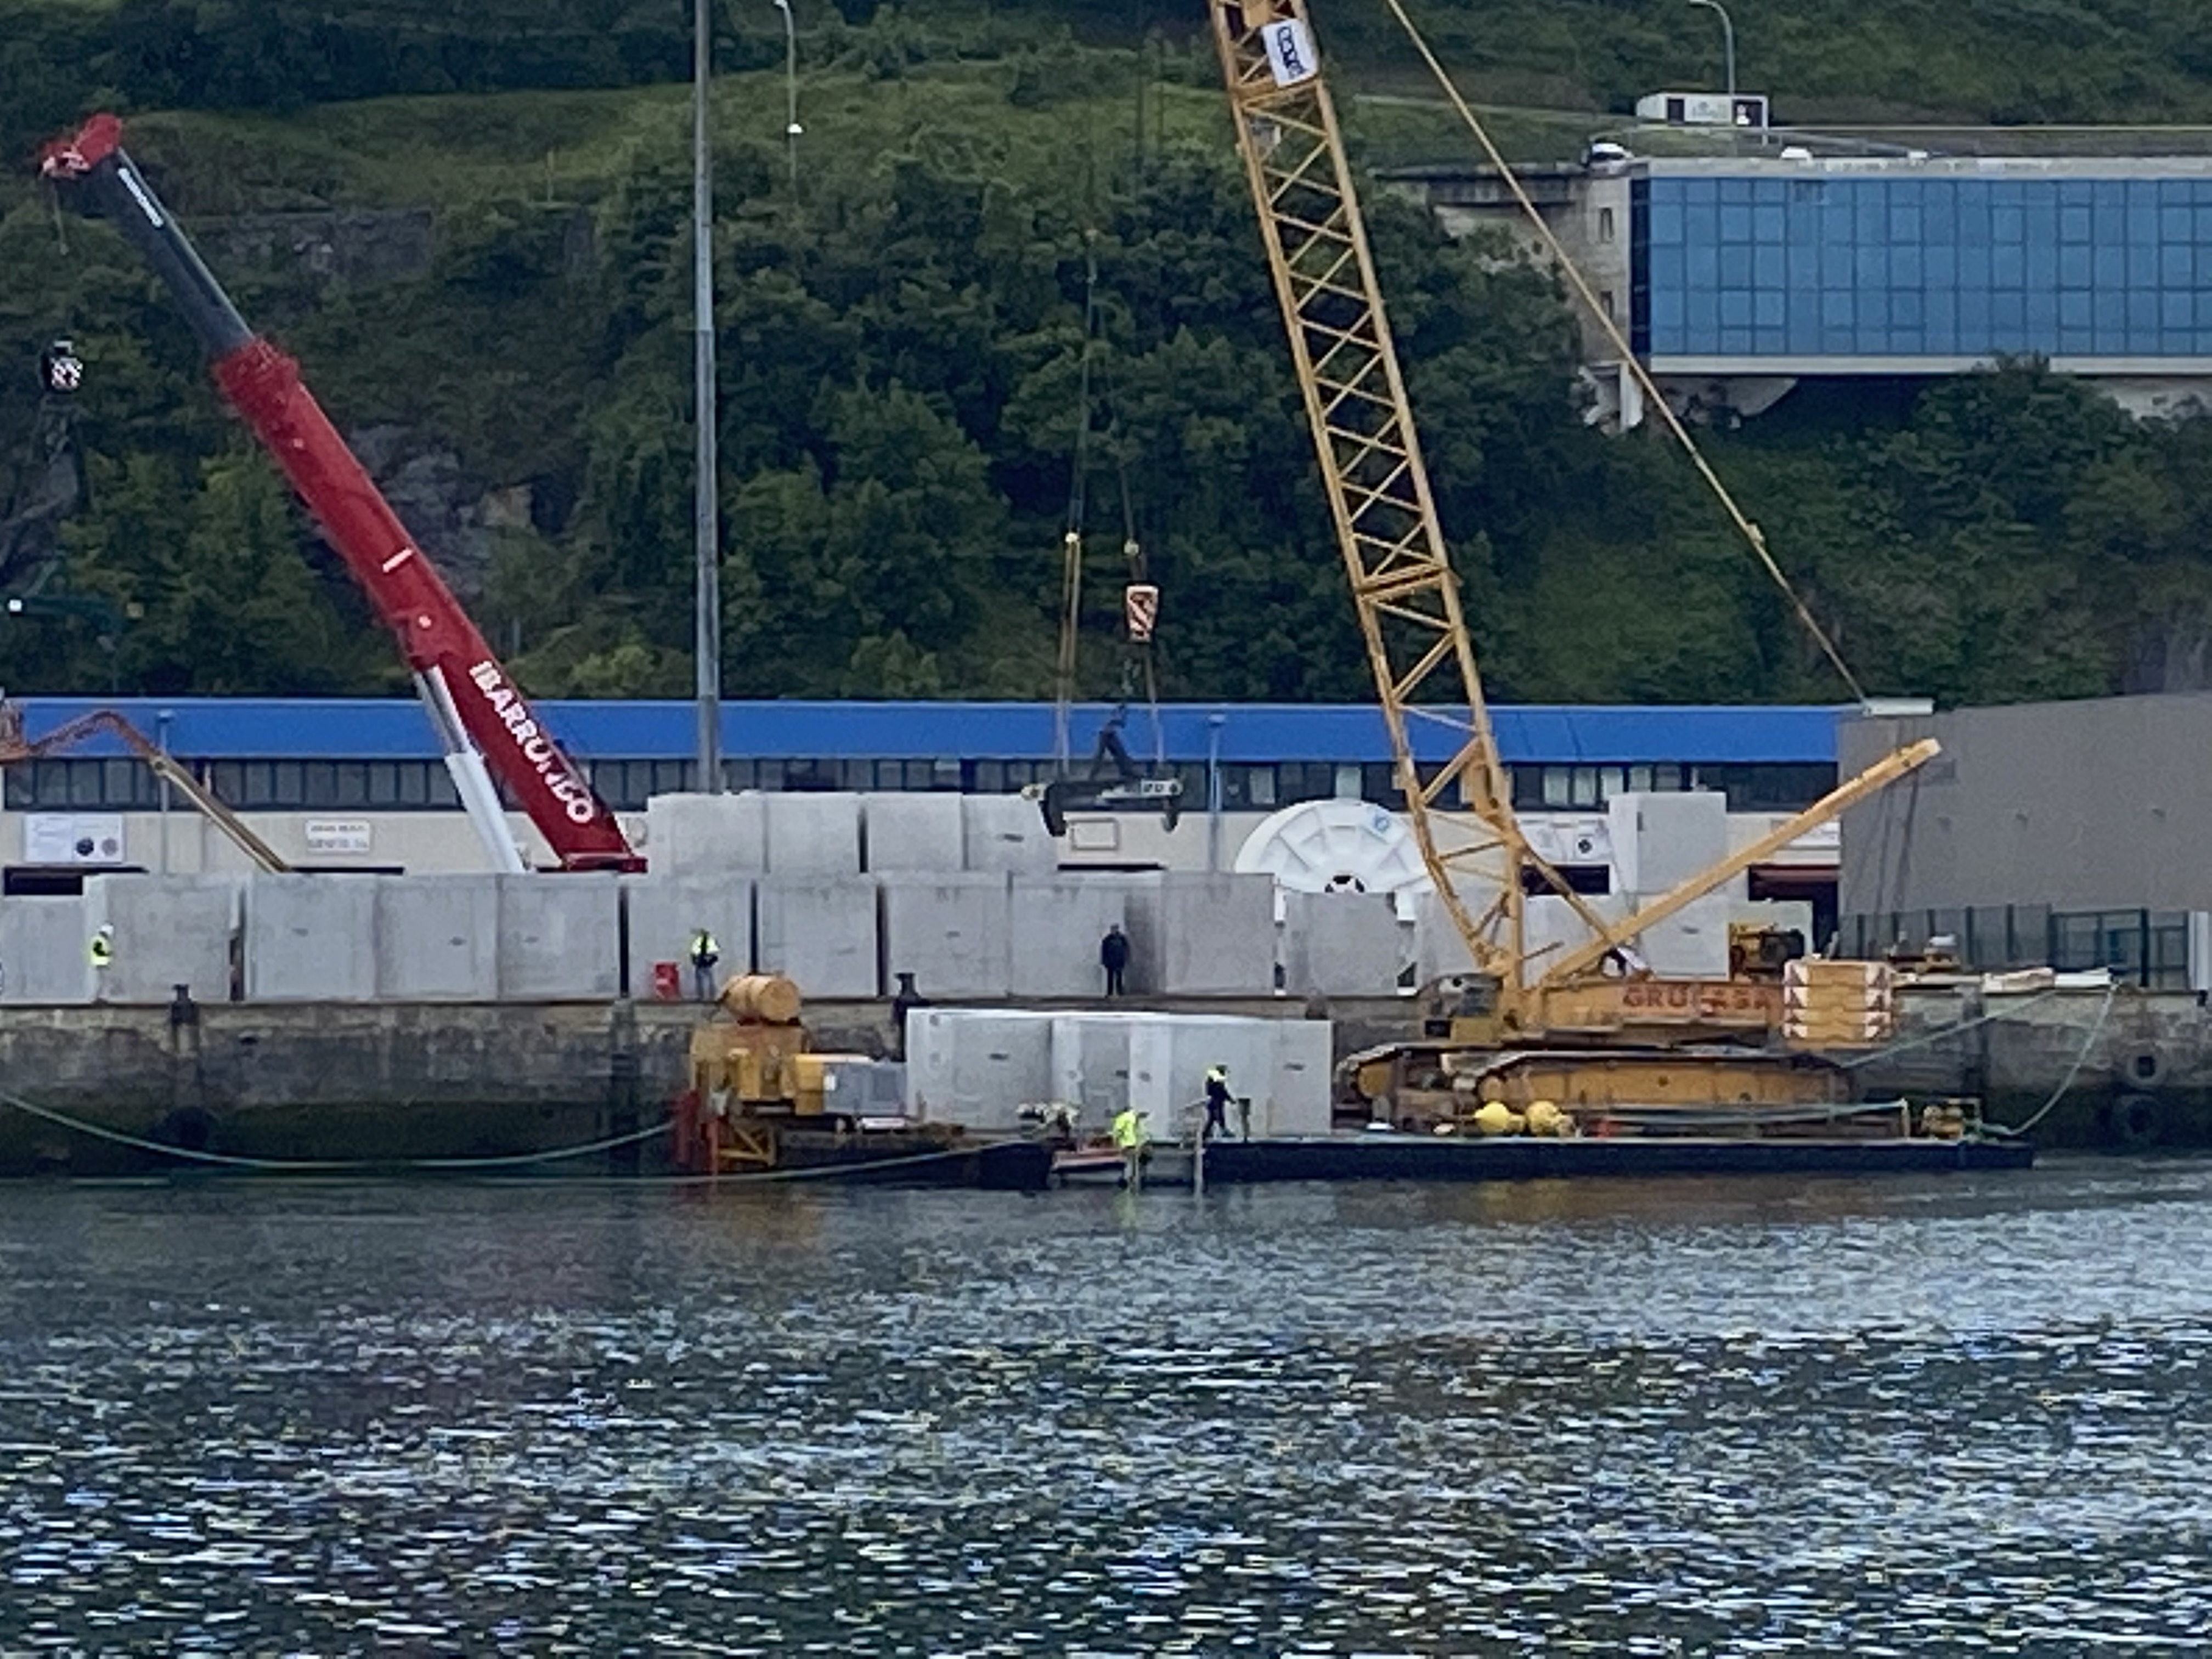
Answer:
(1630, 167, 2212, 363)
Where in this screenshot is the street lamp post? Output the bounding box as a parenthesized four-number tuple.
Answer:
(692, 0, 723, 795)
(772, 0, 800, 189)
(1688, 0, 1738, 128)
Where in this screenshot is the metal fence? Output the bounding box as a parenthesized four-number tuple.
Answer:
(1839, 905, 2193, 990)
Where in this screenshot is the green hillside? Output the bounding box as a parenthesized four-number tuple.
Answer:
(3, 2, 2212, 707)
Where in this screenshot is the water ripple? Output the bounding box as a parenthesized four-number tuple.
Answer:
(3, 1162, 2212, 1652)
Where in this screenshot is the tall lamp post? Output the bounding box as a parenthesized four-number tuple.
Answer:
(692, 0, 723, 794)
(1688, 0, 1738, 127)
(772, 0, 800, 188)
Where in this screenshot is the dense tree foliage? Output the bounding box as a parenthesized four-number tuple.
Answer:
(5, 3, 2212, 707)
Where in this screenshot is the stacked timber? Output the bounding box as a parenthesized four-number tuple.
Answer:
(1782, 958, 1897, 1049)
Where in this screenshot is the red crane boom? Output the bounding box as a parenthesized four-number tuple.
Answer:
(37, 114, 640, 872)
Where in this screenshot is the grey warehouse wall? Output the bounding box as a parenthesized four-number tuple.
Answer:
(1842, 693, 2212, 919)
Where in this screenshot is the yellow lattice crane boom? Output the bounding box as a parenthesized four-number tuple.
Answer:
(1206, 1, 1937, 1054)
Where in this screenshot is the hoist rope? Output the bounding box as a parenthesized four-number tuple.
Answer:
(1373, 0, 1867, 702)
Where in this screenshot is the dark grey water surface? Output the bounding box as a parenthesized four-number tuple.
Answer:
(4, 1162, 2211, 1655)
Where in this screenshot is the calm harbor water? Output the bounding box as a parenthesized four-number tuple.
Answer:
(3, 1161, 2211, 1655)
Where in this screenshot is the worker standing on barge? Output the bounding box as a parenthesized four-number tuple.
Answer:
(689, 928, 720, 1003)
(1111, 1105, 1147, 1188)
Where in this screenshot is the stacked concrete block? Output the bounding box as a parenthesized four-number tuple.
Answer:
(961, 795, 1057, 876)
(1633, 893, 1733, 979)
(81, 873, 241, 1004)
(1011, 879, 1128, 998)
(1268, 1020, 1336, 1137)
(765, 793, 863, 878)
(1124, 873, 1277, 995)
(622, 874, 754, 999)
(861, 793, 967, 873)
(245, 875, 378, 1001)
(1279, 891, 1404, 996)
(1047, 1012, 1146, 1132)
(375, 876, 500, 999)
(645, 792, 767, 875)
(496, 873, 621, 1000)
(902, 1008, 1055, 1131)
(0, 895, 89, 1003)
(755, 881, 880, 998)
(1607, 789, 1730, 898)
(1127, 1014, 1315, 1139)
(878, 873, 1012, 998)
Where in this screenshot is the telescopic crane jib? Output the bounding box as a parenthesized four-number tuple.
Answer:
(36, 115, 640, 874)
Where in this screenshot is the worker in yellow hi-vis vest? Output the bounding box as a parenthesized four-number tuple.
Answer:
(688, 928, 720, 1003)
(1110, 1104, 1148, 1189)
(88, 924, 114, 1000)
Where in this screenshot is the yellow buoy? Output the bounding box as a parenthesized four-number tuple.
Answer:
(1526, 1099, 1562, 1136)
(1472, 1100, 1513, 1137)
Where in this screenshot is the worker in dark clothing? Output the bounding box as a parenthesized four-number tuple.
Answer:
(689, 928, 720, 1003)
(1100, 923, 1130, 997)
(1203, 1065, 1232, 1142)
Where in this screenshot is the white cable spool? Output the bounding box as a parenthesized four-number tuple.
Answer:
(1234, 799, 1433, 916)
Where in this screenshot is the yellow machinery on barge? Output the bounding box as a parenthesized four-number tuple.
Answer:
(673, 974, 1051, 1188)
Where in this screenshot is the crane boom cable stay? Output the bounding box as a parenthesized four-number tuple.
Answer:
(1372, 0, 1866, 701)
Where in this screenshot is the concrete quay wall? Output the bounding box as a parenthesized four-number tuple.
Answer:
(0, 995, 1404, 1176)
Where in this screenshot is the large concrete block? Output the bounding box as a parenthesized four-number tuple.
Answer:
(1125, 873, 1276, 996)
(1011, 879, 1130, 998)
(82, 874, 240, 1004)
(1127, 1014, 1286, 1140)
(645, 792, 766, 876)
(622, 874, 755, 999)
(1607, 790, 1729, 898)
(766, 793, 862, 878)
(1630, 893, 1733, 979)
(962, 795, 1057, 876)
(861, 793, 966, 873)
(1048, 1012, 1146, 1133)
(902, 1008, 1055, 1131)
(1279, 892, 1404, 996)
(375, 876, 499, 1000)
(1411, 891, 1640, 988)
(498, 873, 620, 999)
(879, 873, 1011, 998)
(1268, 1019, 1336, 1138)
(245, 876, 377, 1001)
(0, 895, 89, 1003)
(756, 880, 880, 998)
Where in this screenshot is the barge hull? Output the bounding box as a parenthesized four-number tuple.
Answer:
(1190, 1135, 2033, 1184)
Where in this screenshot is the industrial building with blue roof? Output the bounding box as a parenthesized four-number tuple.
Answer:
(7, 697, 1846, 816)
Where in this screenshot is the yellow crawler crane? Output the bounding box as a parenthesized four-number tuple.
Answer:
(1207, 2, 1937, 1130)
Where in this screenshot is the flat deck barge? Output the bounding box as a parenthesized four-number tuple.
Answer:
(1109, 1133, 2033, 1187)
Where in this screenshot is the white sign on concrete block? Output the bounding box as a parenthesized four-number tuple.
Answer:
(81, 874, 241, 1004)
(245, 874, 377, 1000)
(879, 873, 1012, 998)
(303, 821, 374, 856)
(757, 880, 879, 998)
(24, 814, 125, 866)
